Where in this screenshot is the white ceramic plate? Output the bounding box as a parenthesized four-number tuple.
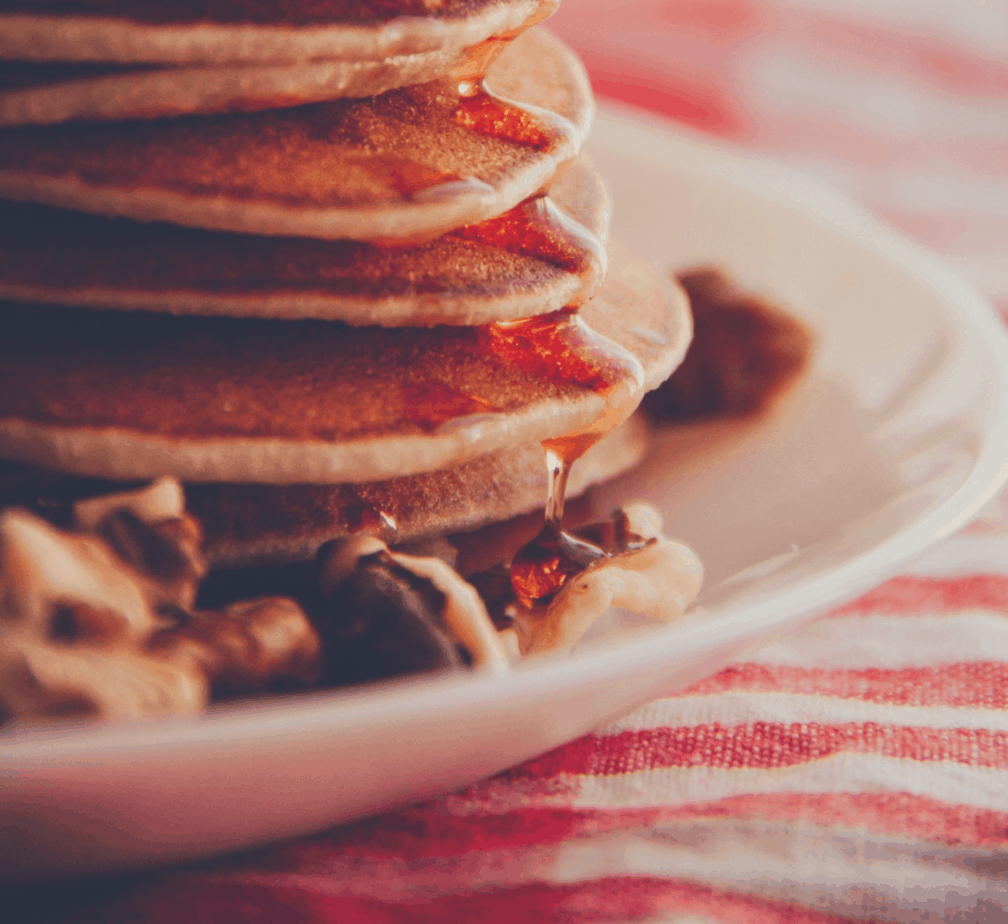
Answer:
(4, 107, 1008, 882)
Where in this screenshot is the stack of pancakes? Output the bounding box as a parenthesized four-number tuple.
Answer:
(0, 1, 692, 573)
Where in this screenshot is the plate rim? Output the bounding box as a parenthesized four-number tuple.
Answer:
(4, 104, 1008, 859)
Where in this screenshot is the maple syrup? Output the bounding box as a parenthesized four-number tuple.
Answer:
(448, 13, 579, 156)
(396, 304, 647, 604)
(343, 498, 397, 537)
(399, 302, 644, 439)
(480, 309, 638, 392)
(363, 8, 579, 212)
(508, 434, 609, 606)
(400, 381, 495, 432)
(499, 311, 647, 607)
(398, 2, 579, 207)
(455, 194, 606, 285)
(509, 519, 605, 607)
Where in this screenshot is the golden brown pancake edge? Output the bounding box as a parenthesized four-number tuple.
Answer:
(0, 242, 690, 484)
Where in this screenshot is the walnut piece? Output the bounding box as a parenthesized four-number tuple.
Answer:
(513, 502, 704, 656)
(73, 476, 184, 531)
(1, 479, 320, 722)
(320, 535, 509, 674)
(1, 634, 207, 720)
(0, 507, 205, 719)
(148, 597, 322, 697)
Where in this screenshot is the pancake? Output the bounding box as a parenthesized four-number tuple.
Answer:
(0, 156, 608, 324)
(0, 241, 691, 484)
(0, 414, 647, 569)
(0, 51, 472, 125)
(190, 412, 647, 567)
(0, 0, 559, 65)
(0, 28, 592, 241)
(0, 4, 708, 719)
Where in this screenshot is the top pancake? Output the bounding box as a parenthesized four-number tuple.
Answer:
(0, 0, 561, 123)
(0, 0, 559, 64)
(0, 241, 692, 484)
(0, 51, 481, 125)
(0, 27, 592, 240)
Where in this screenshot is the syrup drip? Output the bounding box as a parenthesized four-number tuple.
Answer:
(481, 309, 643, 394)
(450, 0, 560, 89)
(509, 437, 607, 607)
(509, 518, 606, 607)
(449, 19, 579, 156)
(510, 506, 652, 607)
(400, 310, 642, 437)
(380, 9, 622, 606)
(343, 498, 397, 537)
(402, 309, 645, 605)
(373, 7, 580, 212)
(454, 194, 606, 284)
(501, 314, 647, 607)
(452, 79, 578, 155)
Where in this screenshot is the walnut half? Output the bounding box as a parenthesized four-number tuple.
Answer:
(512, 502, 704, 656)
(0, 479, 320, 722)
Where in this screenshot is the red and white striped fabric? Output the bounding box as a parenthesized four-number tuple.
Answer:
(11, 2, 1008, 921)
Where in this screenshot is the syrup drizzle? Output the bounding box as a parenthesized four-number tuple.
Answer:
(508, 436, 608, 607)
(405, 10, 631, 595)
(481, 309, 643, 395)
(366, 13, 581, 211)
(454, 194, 606, 287)
(344, 498, 397, 537)
(447, 13, 580, 175)
(437, 16, 582, 285)
(502, 314, 648, 607)
(451, 68, 579, 158)
(354, 20, 589, 248)
(400, 307, 643, 438)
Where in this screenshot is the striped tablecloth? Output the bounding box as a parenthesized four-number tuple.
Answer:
(11, 2, 1008, 921)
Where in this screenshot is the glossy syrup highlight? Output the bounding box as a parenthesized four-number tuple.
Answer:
(381, 12, 579, 209)
(455, 194, 606, 288)
(448, 0, 576, 156)
(504, 315, 647, 607)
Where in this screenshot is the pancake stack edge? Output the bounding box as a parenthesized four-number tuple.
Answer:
(0, 2, 703, 721)
(0, 1, 692, 565)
